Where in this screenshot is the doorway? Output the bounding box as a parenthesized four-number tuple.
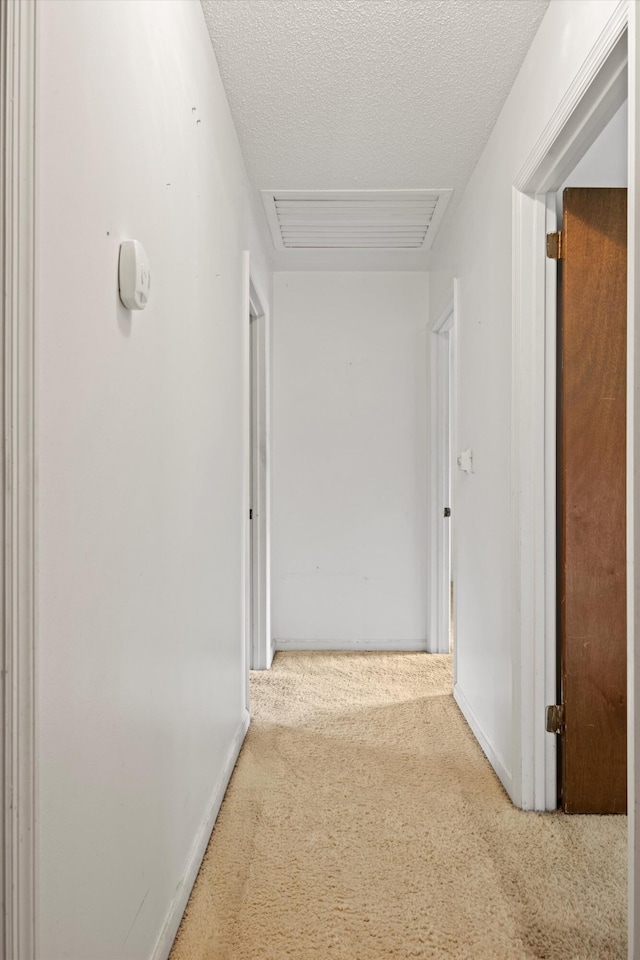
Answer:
(511, 18, 628, 813)
(245, 265, 272, 672)
(429, 294, 456, 655)
(544, 100, 629, 814)
(548, 99, 629, 814)
(553, 185, 628, 813)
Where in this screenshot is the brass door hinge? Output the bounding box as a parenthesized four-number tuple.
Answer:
(545, 704, 565, 735)
(546, 231, 563, 260)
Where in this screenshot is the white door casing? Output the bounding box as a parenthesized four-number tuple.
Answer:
(511, 1, 628, 816)
(1, 1, 37, 957)
(629, 2, 639, 954)
(429, 299, 455, 655)
(243, 258, 272, 672)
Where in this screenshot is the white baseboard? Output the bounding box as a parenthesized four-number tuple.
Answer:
(150, 708, 250, 960)
(274, 638, 429, 652)
(453, 683, 513, 800)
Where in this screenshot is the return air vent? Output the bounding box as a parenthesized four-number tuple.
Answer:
(260, 189, 453, 251)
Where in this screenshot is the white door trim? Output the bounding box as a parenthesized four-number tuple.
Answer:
(511, 0, 629, 814)
(242, 253, 251, 705)
(1, 1, 38, 957)
(428, 299, 454, 654)
(248, 273, 272, 670)
(628, 3, 639, 955)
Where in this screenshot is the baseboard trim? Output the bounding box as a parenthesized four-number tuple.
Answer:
(453, 683, 513, 800)
(274, 638, 429, 652)
(150, 708, 250, 960)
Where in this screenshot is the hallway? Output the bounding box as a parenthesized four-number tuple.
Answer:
(170, 654, 626, 960)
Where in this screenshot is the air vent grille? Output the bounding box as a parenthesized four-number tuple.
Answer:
(261, 190, 452, 251)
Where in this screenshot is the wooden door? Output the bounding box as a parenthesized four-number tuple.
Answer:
(558, 187, 627, 814)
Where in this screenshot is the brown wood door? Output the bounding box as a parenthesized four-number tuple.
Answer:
(559, 187, 627, 814)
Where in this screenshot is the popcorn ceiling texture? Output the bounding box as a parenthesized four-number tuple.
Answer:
(200, 0, 549, 268)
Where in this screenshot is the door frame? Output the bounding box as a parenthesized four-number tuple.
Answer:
(1, 1, 38, 957)
(511, 0, 629, 816)
(629, 5, 639, 955)
(242, 255, 272, 673)
(428, 294, 456, 655)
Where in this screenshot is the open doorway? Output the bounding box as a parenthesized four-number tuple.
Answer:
(553, 185, 627, 812)
(429, 293, 456, 656)
(245, 265, 272, 672)
(511, 18, 628, 813)
(550, 104, 628, 813)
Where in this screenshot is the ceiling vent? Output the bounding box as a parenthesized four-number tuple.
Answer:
(260, 189, 453, 251)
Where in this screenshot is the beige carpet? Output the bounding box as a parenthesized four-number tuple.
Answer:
(169, 653, 626, 960)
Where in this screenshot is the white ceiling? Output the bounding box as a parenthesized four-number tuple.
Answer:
(201, 0, 550, 270)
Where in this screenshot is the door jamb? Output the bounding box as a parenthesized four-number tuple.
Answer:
(628, 4, 638, 955)
(429, 299, 454, 655)
(242, 256, 272, 674)
(511, 0, 628, 814)
(249, 273, 272, 670)
(1, 1, 38, 957)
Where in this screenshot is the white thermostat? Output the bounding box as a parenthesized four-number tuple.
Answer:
(118, 240, 151, 310)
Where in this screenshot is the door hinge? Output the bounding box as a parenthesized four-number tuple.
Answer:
(249, 508, 253, 520)
(546, 231, 563, 260)
(444, 507, 451, 518)
(545, 704, 565, 735)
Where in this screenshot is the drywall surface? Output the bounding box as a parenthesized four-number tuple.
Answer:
(272, 272, 429, 647)
(428, 0, 626, 803)
(559, 99, 628, 199)
(36, 2, 270, 958)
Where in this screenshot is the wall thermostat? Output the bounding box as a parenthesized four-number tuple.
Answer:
(118, 240, 151, 310)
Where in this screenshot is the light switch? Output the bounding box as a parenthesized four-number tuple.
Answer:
(457, 449, 473, 474)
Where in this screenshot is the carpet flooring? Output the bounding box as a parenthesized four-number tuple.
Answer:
(169, 652, 627, 960)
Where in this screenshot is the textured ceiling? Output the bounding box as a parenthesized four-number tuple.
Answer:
(201, 0, 550, 269)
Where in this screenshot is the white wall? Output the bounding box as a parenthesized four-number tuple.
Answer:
(272, 272, 429, 648)
(36, 2, 271, 958)
(559, 99, 628, 202)
(428, 0, 627, 805)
